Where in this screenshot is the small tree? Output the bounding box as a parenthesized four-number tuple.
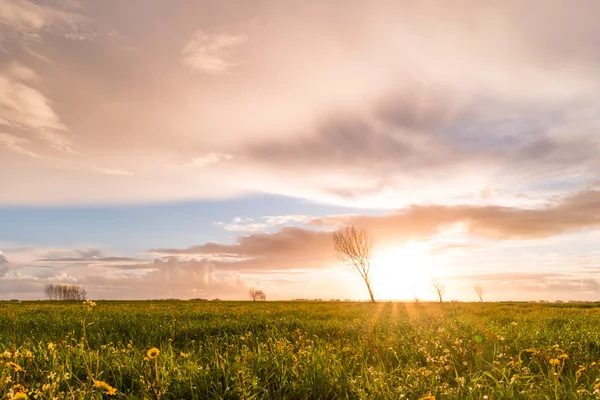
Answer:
(333, 226, 375, 303)
(250, 289, 266, 301)
(255, 290, 266, 301)
(431, 278, 446, 303)
(474, 283, 484, 302)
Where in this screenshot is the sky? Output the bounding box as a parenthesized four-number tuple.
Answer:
(1, 0, 600, 302)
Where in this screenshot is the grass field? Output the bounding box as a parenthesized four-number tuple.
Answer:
(2, 301, 600, 399)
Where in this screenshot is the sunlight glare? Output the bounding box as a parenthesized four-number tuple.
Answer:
(371, 241, 433, 300)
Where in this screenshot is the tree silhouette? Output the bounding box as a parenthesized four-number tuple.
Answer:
(474, 283, 484, 302)
(431, 278, 446, 303)
(249, 288, 266, 301)
(333, 226, 376, 303)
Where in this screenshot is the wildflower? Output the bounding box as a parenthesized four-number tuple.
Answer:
(47, 343, 55, 350)
(13, 393, 27, 400)
(6, 362, 24, 372)
(558, 353, 568, 359)
(147, 347, 160, 359)
(84, 300, 97, 307)
(93, 380, 117, 395)
(418, 396, 435, 400)
(180, 352, 189, 358)
(576, 366, 586, 381)
(11, 384, 26, 392)
(549, 358, 560, 366)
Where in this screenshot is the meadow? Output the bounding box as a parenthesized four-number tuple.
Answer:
(1, 301, 600, 399)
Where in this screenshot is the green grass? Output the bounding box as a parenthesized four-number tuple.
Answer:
(2, 301, 600, 399)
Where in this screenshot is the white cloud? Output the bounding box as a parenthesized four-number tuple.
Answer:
(92, 167, 133, 176)
(189, 152, 234, 168)
(263, 215, 311, 226)
(180, 30, 247, 74)
(0, 0, 88, 41)
(0, 132, 42, 158)
(0, 63, 73, 152)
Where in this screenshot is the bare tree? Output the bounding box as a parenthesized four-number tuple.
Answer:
(414, 293, 421, 304)
(248, 289, 267, 301)
(474, 283, 484, 302)
(431, 278, 446, 303)
(333, 226, 376, 303)
(44, 284, 87, 301)
(44, 284, 55, 300)
(249, 289, 266, 301)
(255, 290, 266, 301)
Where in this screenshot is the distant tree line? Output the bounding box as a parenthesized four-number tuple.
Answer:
(44, 284, 87, 301)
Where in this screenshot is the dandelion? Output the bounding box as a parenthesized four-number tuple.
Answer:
(6, 362, 24, 372)
(11, 384, 26, 393)
(147, 347, 160, 359)
(93, 380, 117, 395)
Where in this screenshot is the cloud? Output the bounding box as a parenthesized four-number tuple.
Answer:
(0, 64, 72, 152)
(0, 253, 255, 300)
(0, 0, 88, 41)
(1, 1, 600, 209)
(214, 215, 311, 233)
(189, 153, 234, 168)
(150, 226, 338, 272)
(149, 190, 600, 275)
(0, 250, 8, 265)
(35, 256, 139, 263)
(311, 190, 600, 242)
(92, 167, 133, 176)
(180, 30, 247, 74)
(0, 132, 42, 158)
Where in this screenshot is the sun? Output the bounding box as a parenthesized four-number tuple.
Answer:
(370, 241, 433, 300)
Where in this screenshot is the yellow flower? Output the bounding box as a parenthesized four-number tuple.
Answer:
(147, 347, 160, 359)
(558, 353, 568, 359)
(13, 393, 28, 400)
(418, 396, 436, 400)
(93, 380, 117, 395)
(180, 352, 189, 358)
(549, 358, 560, 366)
(11, 384, 26, 392)
(6, 362, 25, 372)
(576, 366, 586, 381)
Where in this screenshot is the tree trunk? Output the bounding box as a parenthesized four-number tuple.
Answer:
(365, 280, 376, 303)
